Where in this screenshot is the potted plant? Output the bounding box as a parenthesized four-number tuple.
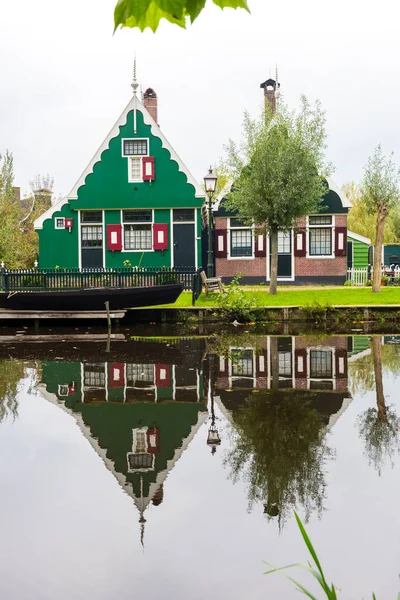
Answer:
(381, 274, 390, 286)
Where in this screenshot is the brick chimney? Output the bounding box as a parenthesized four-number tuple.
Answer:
(143, 88, 158, 125)
(260, 78, 280, 114)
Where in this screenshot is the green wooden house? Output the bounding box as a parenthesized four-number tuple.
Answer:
(34, 78, 205, 270)
(347, 231, 371, 269)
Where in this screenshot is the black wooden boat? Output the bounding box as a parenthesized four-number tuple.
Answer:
(0, 284, 183, 311)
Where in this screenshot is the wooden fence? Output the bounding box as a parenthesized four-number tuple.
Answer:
(0, 266, 197, 292)
(347, 265, 400, 286)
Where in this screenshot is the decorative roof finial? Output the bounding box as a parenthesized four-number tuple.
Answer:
(139, 513, 146, 549)
(131, 54, 139, 95)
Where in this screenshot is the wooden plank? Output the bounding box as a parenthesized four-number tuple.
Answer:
(0, 334, 126, 342)
(0, 310, 126, 320)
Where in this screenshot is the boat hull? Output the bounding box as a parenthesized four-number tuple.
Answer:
(0, 284, 183, 311)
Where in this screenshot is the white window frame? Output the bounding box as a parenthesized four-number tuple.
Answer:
(121, 209, 154, 253)
(228, 218, 254, 260)
(55, 217, 65, 229)
(228, 347, 256, 389)
(306, 346, 336, 390)
(121, 138, 150, 183)
(306, 215, 335, 259)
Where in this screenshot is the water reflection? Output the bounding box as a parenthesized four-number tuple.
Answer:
(356, 336, 400, 474)
(34, 337, 207, 542)
(212, 335, 350, 526)
(0, 360, 25, 422)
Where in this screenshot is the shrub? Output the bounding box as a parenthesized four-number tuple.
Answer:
(216, 276, 257, 322)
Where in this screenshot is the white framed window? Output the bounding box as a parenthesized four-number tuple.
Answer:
(55, 217, 65, 229)
(308, 215, 334, 257)
(278, 231, 291, 254)
(58, 384, 69, 396)
(122, 210, 153, 251)
(122, 138, 149, 183)
(229, 218, 253, 258)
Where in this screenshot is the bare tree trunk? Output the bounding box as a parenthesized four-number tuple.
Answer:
(270, 336, 279, 392)
(269, 226, 278, 296)
(372, 208, 387, 293)
(372, 336, 387, 423)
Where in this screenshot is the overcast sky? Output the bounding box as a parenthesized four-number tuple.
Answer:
(0, 0, 399, 197)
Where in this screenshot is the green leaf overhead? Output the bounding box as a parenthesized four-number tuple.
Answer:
(114, 0, 249, 32)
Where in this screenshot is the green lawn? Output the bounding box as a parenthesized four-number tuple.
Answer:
(155, 286, 400, 308)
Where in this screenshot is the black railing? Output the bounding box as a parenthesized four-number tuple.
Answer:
(191, 268, 203, 305)
(0, 266, 197, 292)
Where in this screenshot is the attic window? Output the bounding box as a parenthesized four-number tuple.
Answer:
(123, 140, 148, 156)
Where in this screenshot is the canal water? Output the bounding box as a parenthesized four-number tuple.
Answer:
(0, 331, 399, 599)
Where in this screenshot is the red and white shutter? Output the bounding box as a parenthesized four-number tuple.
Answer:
(106, 224, 122, 251)
(153, 224, 168, 250)
(295, 349, 308, 378)
(109, 363, 125, 388)
(294, 229, 306, 257)
(335, 227, 347, 257)
(215, 229, 227, 258)
(142, 156, 155, 181)
(155, 364, 171, 387)
(255, 229, 267, 257)
(335, 349, 347, 379)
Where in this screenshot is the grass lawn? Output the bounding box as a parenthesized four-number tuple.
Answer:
(154, 286, 400, 308)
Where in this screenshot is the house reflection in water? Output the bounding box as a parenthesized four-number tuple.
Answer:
(214, 336, 352, 429)
(37, 338, 207, 541)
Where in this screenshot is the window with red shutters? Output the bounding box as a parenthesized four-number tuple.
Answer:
(294, 229, 306, 257)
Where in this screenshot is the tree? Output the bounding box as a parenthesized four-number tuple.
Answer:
(114, 0, 249, 32)
(361, 146, 400, 292)
(357, 336, 400, 475)
(225, 390, 333, 529)
(19, 174, 54, 266)
(224, 97, 331, 295)
(344, 181, 400, 243)
(0, 360, 26, 423)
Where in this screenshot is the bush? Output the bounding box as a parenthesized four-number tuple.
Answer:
(344, 280, 353, 286)
(215, 276, 257, 322)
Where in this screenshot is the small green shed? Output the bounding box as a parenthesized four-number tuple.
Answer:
(347, 231, 371, 269)
(368, 243, 400, 268)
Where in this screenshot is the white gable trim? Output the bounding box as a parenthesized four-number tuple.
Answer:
(34, 95, 204, 230)
(326, 176, 352, 209)
(347, 230, 371, 245)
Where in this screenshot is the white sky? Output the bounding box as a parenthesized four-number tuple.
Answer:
(0, 0, 399, 197)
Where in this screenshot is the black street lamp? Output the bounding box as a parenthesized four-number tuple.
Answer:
(204, 167, 218, 278)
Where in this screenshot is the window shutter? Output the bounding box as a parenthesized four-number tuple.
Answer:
(294, 229, 306, 257)
(142, 156, 155, 181)
(256, 349, 268, 377)
(335, 349, 347, 379)
(146, 427, 160, 454)
(109, 363, 125, 388)
(254, 229, 266, 257)
(218, 356, 228, 376)
(106, 224, 122, 251)
(153, 223, 168, 250)
(155, 364, 171, 387)
(335, 227, 347, 257)
(215, 229, 227, 258)
(295, 349, 307, 378)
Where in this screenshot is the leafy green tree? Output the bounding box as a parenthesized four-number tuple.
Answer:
(345, 181, 400, 243)
(357, 336, 400, 475)
(114, 0, 249, 32)
(361, 146, 400, 292)
(224, 97, 331, 295)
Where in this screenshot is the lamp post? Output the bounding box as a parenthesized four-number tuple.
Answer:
(204, 167, 218, 278)
(207, 354, 221, 455)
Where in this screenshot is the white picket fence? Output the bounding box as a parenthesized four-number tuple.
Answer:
(347, 265, 400, 286)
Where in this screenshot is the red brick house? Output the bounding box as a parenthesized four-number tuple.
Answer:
(213, 78, 351, 285)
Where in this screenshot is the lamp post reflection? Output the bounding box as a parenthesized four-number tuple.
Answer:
(207, 354, 221, 454)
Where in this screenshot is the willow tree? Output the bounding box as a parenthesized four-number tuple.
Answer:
(361, 146, 400, 292)
(225, 96, 331, 295)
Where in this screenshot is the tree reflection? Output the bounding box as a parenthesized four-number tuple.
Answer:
(225, 389, 333, 529)
(0, 359, 25, 423)
(357, 336, 400, 474)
